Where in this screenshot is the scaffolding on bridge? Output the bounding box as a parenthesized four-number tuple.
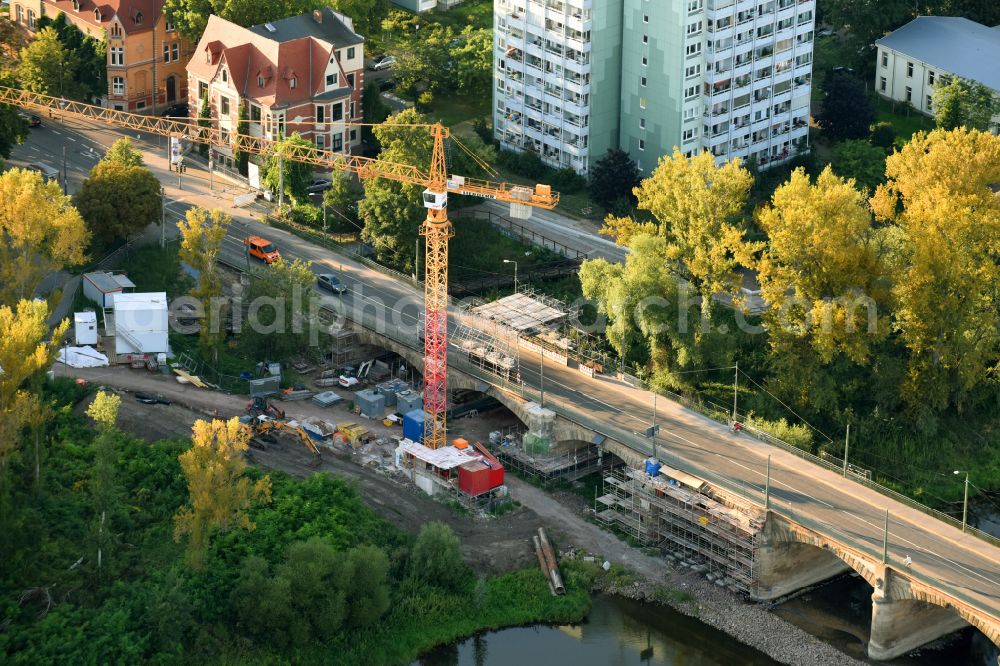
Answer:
(596, 466, 762, 593)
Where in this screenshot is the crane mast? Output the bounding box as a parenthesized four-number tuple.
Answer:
(0, 87, 559, 449)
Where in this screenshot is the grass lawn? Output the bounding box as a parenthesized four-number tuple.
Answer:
(424, 92, 490, 131)
(875, 97, 936, 146)
(425, 0, 493, 31)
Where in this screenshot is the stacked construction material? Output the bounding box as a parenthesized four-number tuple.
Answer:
(312, 391, 343, 408)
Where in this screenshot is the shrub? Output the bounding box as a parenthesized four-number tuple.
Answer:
(290, 203, 322, 228)
(869, 121, 896, 150)
(408, 522, 469, 591)
(549, 167, 586, 194)
(745, 414, 815, 452)
(516, 150, 546, 180)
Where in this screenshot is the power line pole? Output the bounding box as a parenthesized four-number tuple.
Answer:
(160, 186, 165, 249)
(539, 352, 544, 407)
(765, 455, 771, 510)
(842, 423, 850, 477)
(882, 509, 889, 564)
(732, 361, 739, 423)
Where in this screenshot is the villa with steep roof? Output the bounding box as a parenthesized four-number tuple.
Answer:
(186, 8, 365, 170)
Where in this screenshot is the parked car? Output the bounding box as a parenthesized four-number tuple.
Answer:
(18, 111, 41, 127)
(316, 273, 347, 294)
(25, 162, 60, 183)
(245, 235, 281, 264)
(162, 103, 189, 118)
(369, 55, 395, 71)
(306, 178, 333, 194)
(378, 78, 397, 92)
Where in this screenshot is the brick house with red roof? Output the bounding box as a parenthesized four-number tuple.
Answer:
(186, 9, 364, 169)
(14, 0, 193, 112)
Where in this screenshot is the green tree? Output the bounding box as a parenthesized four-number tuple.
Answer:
(359, 108, 432, 270)
(35, 13, 106, 101)
(362, 80, 391, 147)
(231, 555, 296, 646)
(85, 391, 125, 581)
(17, 27, 81, 98)
(589, 148, 639, 212)
(829, 139, 887, 194)
(0, 169, 89, 304)
(239, 258, 319, 360)
(177, 207, 231, 361)
(264, 133, 315, 207)
(869, 121, 897, 150)
(409, 521, 468, 590)
(197, 95, 211, 157)
(817, 70, 876, 141)
(74, 162, 162, 243)
(0, 95, 29, 163)
(174, 418, 272, 570)
(872, 128, 1000, 415)
(322, 166, 357, 224)
(391, 23, 455, 99)
(450, 26, 492, 98)
(328, 0, 389, 37)
(932, 76, 1000, 131)
(233, 100, 249, 175)
(101, 137, 144, 167)
(343, 544, 391, 628)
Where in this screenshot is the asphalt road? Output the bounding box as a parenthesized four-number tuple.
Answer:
(17, 118, 1000, 631)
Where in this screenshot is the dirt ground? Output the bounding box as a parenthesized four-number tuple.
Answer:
(74, 366, 540, 574)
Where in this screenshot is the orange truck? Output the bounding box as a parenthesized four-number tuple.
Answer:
(245, 236, 281, 264)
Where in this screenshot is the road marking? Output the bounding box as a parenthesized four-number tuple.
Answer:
(51, 130, 62, 136)
(66, 137, 77, 142)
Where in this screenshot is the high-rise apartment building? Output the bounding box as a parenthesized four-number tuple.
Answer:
(494, 0, 814, 176)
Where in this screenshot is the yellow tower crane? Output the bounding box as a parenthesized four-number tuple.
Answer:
(0, 87, 560, 449)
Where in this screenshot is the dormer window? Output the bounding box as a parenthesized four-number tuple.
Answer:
(71, 0, 79, 10)
(134, 11, 142, 24)
(289, 77, 297, 89)
(94, 8, 102, 21)
(257, 75, 265, 87)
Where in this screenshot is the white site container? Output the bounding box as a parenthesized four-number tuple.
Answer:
(111, 292, 169, 355)
(73, 311, 98, 346)
(82, 271, 135, 308)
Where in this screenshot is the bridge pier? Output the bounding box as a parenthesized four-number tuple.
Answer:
(752, 512, 852, 601)
(868, 567, 969, 661)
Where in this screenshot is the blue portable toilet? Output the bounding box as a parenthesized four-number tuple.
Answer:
(403, 409, 426, 443)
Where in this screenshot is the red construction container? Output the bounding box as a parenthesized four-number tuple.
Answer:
(458, 460, 503, 496)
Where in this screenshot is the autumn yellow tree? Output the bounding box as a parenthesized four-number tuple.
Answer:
(177, 207, 231, 362)
(872, 128, 1000, 413)
(0, 300, 67, 501)
(755, 166, 895, 412)
(0, 169, 90, 305)
(601, 149, 756, 314)
(86, 390, 123, 578)
(174, 418, 271, 569)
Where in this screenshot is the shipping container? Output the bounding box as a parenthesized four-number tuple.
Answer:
(355, 389, 385, 418)
(458, 460, 503, 496)
(402, 409, 426, 443)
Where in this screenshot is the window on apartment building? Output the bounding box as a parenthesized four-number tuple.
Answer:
(110, 23, 121, 38)
(686, 21, 702, 36)
(198, 81, 207, 99)
(642, 35, 648, 44)
(906, 62, 913, 77)
(316, 105, 325, 123)
(639, 97, 647, 109)
(879, 76, 886, 92)
(684, 85, 698, 99)
(316, 134, 325, 150)
(685, 42, 701, 56)
(163, 43, 170, 63)
(326, 73, 336, 86)
(110, 47, 124, 66)
(112, 77, 124, 95)
(331, 103, 343, 122)
(639, 118, 645, 129)
(687, 0, 702, 11)
(94, 9, 101, 21)
(221, 96, 230, 115)
(347, 47, 355, 60)
(639, 139, 645, 151)
(642, 56, 648, 66)
(683, 128, 696, 142)
(349, 101, 355, 118)
(643, 15, 648, 23)
(350, 129, 357, 141)
(926, 94, 932, 109)
(684, 106, 696, 120)
(881, 51, 887, 67)
(685, 64, 699, 78)
(346, 73, 355, 88)
(134, 11, 142, 24)
(928, 71, 935, 85)
(172, 43, 179, 62)
(332, 133, 343, 151)
(289, 77, 297, 89)
(27, 10, 34, 28)
(640, 76, 647, 87)
(905, 86, 912, 102)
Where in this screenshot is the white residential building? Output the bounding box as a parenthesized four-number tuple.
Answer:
(875, 16, 1000, 133)
(493, 0, 815, 176)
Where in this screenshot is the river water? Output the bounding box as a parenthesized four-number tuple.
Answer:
(415, 594, 779, 666)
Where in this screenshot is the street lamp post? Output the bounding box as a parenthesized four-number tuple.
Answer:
(954, 470, 970, 532)
(503, 259, 518, 293)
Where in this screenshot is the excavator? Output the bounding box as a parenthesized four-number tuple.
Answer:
(251, 416, 322, 468)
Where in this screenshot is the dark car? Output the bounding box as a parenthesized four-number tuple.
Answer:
(306, 178, 333, 194)
(317, 273, 347, 294)
(18, 111, 41, 127)
(378, 78, 397, 92)
(162, 103, 190, 118)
